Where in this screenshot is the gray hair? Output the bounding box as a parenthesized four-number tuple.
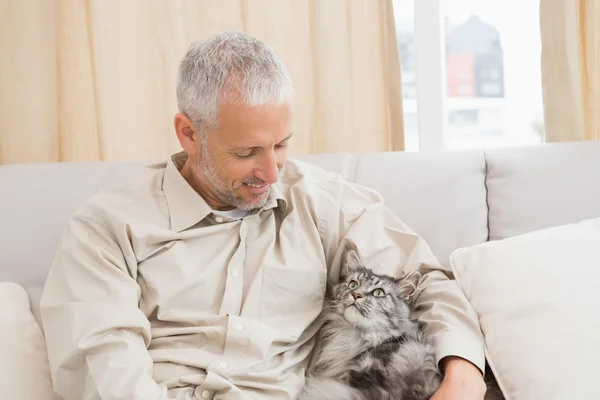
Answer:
(176, 31, 294, 135)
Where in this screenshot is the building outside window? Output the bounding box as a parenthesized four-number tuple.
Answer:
(394, 0, 544, 151)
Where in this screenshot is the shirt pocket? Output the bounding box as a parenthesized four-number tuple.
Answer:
(259, 265, 326, 340)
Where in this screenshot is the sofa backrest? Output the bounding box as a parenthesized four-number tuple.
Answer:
(485, 141, 600, 239)
(2, 141, 600, 325)
(296, 149, 489, 266)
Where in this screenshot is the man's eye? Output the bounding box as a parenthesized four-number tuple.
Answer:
(235, 151, 253, 158)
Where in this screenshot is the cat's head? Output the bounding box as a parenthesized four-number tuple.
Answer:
(328, 248, 421, 338)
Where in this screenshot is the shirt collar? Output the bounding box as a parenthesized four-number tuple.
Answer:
(162, 152, 212, 232)
(264, 181, 288, 218)
(162, 152, 288, 232)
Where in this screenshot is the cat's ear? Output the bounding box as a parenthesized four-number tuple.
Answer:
(397, 269, 421, 301)
(343, 248, 363, 275)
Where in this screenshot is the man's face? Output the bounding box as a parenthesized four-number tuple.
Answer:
(191, 102, 293, 211)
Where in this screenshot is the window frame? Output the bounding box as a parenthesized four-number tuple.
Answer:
(413, 0, 447, 152)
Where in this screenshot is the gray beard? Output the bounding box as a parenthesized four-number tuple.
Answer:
(197, 146, 272, 211)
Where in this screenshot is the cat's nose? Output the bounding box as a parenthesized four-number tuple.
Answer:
(351, 292, 361, 300)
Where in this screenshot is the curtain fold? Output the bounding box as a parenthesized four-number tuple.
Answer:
(0, 0, 404, 164)
(540, 0, 599, 142)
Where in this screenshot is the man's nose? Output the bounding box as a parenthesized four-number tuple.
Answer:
(258, 152, 279, 184)
(351, 292, 361, 300)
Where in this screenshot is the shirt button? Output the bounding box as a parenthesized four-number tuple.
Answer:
(235, 323, 244, 331)
(201, 390, 211, 399)
(219, 361, 228, 369)
(231, 270, 239, 277)
(215, 216, 224, 223)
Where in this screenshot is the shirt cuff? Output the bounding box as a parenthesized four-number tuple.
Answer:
(434, 330, 486, 375)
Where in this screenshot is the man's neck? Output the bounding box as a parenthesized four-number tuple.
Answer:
(179, 161, 234, 211)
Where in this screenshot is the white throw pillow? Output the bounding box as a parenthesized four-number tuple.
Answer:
(0, 282, 58, 399)
(450, 217, 600, 400)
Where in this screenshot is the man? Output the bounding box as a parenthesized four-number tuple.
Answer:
(40, 31, 486, 399)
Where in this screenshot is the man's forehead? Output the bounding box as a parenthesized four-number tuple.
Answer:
(224, 132, 294, 150)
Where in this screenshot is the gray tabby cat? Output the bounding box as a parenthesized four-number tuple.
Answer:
(299, 249, 504, 400)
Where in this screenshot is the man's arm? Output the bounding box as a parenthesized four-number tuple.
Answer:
(40, 214, 175, 400)
(319, 174, 485, 398)
(431, 357, 487, 399)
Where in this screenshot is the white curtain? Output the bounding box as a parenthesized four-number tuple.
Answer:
(540, 0, 599, 142)
(0, 0, 405, 164)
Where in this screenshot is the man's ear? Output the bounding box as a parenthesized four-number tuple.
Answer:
(174, 113, 200, 156)
(397, 269, 421, 301)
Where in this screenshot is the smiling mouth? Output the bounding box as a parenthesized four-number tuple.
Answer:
(242, 182, 270, 196)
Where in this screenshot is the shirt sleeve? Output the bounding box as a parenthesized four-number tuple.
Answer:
(317, 173, 485, 373)
(40, 214, 181, 400)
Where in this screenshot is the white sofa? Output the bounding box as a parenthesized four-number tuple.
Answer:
(2, 140, 600, 399)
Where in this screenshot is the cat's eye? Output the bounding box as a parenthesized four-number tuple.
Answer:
(372, 288, 385, 297)
(348, 281, 359, 290)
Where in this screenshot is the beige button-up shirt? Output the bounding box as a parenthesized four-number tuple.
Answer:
(40, 153, 484, 400)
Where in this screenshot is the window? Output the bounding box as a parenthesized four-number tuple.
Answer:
(457, 85, 473, 96)
(488, 69, 501, 79)
(480, 82, 502, 97)
(393, 0, 544, 151)
(457, 69, 472, 79)
(395, 2, 418, 151)
(449, 110, 479, 127)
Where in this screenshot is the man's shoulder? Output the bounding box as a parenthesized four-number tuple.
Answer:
(280, 157, 337, 181)
(277, 158, 342, 196)
(72, 161, 168, 228)
(278, 158, 382, 206)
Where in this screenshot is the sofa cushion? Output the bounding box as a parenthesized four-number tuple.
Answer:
(450, 217, 600, 400)
(0, 282, 57, 399)
(486, 140, 600, 240)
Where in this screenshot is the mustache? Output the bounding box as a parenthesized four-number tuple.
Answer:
(243, 178, 266, 185)
(233, 177, 267, 188)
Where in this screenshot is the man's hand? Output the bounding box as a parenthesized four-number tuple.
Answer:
(430, 356, 486, 400)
